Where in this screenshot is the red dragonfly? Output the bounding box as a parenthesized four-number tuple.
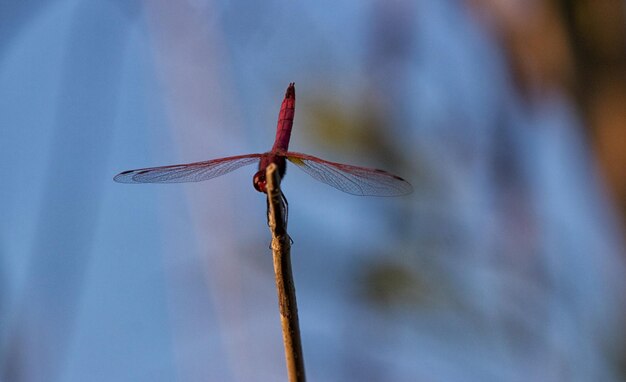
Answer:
(114, 83, 412, 196)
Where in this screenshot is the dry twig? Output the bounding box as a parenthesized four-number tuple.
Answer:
(266, 163, 306, 382)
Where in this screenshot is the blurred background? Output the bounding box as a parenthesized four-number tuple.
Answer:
(1, 0, 625, 381)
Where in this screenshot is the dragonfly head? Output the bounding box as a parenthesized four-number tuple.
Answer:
(253, 170, 267, 193)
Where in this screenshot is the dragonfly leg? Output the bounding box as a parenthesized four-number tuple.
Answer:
(280, 190, 294, 245)
(265, 197, 271, 226)
(265, 191, 293, 247)
(280, 190, 289, 227)
(264, 192, 288, 228)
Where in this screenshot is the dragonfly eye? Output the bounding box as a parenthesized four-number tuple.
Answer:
(253, 171, 267, 193)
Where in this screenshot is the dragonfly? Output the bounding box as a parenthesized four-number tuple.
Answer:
(114, 83, 412, 197)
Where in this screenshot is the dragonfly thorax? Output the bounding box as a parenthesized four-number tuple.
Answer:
(254, 154, 287, 194)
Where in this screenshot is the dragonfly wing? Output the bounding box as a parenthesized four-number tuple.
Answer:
(114, 154, 263, 184)
(285, 152, 413, 196)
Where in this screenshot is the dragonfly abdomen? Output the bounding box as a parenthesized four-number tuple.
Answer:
(272, 82, 296, 152)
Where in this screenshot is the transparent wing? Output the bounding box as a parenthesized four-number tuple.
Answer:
(113, 153, 263, 184)
(285, 152, 412, 196)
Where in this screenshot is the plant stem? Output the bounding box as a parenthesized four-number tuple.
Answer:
(266, 163, 306, 382)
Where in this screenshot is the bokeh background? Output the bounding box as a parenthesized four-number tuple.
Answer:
(1, 1, 626, 381)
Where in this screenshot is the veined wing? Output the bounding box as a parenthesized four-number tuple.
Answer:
(114, 154, 263, 184)
(285, 152, 412, 196)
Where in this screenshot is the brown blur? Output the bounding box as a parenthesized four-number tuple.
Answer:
(468, 0, 626, 222)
